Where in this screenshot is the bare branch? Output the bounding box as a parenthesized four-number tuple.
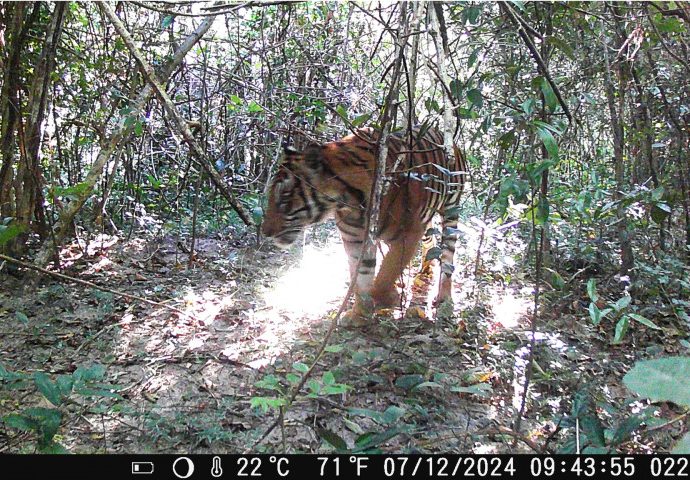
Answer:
(99, 1, 253, 226)
(500, 2, 574, 124)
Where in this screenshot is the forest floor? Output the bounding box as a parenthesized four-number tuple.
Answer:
(0, 222, 684, 453)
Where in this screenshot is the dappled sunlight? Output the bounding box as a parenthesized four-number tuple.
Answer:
(261, 237, 349, 318)
(181, 287, 236, 326)
(489, 289, 532, 329)
(115, 283, 237, 362)
(511, 331, 570, 411)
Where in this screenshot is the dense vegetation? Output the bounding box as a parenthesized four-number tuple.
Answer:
(0, 1, 688, 454)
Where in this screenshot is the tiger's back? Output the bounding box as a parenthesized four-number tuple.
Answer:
(262, 126, 466, 321)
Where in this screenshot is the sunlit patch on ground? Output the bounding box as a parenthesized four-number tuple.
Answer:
(250, 234, 350, 363)
(261, 237, 349, 318)
(490, 288, 533, 329)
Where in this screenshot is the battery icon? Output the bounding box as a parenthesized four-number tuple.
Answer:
(132, 462, 155, 474)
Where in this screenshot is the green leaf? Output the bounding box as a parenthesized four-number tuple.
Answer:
(251, 206, 263, 224)
(322, 371, 336, 385)
(381, 405, 406, 424)
(468, 49, 479, 68)
(412, 381, 443, 391)
(39, 441, 68, 454)
(528, 159, 556, 181)
(455, 107, 478, 119)
(254, 375, 282, 390)
(467, 88, 483, 109)
(449, 79, 464, 101)
(0, 363, 28, 382)
(161, 15, 175, 29)
(255, 374, 282, 391)
(531, 119, 564, 135)
(247, 101, 264, 113)
(354, 425, 408, 451)
(352, 112, 372, 128)
(536, 197, 550, 225)
(539, 77, 558, 112)
(73, 363, 106, 383)
(580, 414, 606, 448)
(611, 414, 646, 446)
(325, 344, 345, 353)
(307, 379, 321, 395)
(613, 316, 630, 343)
(316, 427, 348, 451)
(0, 224, 24, 246)
(22, 408, 62, 445)
(34, 373, 62, 406)
(394, 374, 425, 390)
(587, 278, 598, 302)
(672, 432, 690, 454)
(545, 268, 565, 290)
(15, 311, 29, 325)
(450, 383, 492, 397)
(546, 35, 575, 60)
(535, 124, 559, 161)
(323, 384, 350, 395)
(292, 362, 309, 373)
(628, 313, 661, 330)
(588, 303, 601, 325)
(424, 246, 442, 262)
(465, 5, 481, 24)
(613, 295, 632, 312)
(335, 104, 348, 121)
(4, 413, 39, 432)
(651, 203, 671, 224)
(348, 408, 384, 423)
(623, 357, 690, 407)
(56, 375, 74, 397)
(250, 396, 286, 413)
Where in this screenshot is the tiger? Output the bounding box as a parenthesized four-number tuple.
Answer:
(261, 125, 467, 323)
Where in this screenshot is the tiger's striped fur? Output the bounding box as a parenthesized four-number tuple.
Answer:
(262, 126, 467, 321)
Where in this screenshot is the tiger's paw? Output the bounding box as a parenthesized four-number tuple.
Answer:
(340, 294, 374, 327)
(433, 275, 453, 307)
(371, 289, 400, 309)
(340, 308, 369, 327)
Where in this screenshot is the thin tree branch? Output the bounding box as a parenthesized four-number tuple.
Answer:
(99, 1, 253, 226)
(32, 7, 221, 269)
(500, 2, 573, 124)
(1, 253, 193, 319)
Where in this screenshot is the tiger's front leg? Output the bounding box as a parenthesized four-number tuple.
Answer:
(337, 208, 378, 325)
(339, 238, 378, 325)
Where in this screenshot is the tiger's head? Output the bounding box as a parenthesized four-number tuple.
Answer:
(262, 144, 337, 248)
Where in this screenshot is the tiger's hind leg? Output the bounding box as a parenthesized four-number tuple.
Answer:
(434, 207, 459, 306)
(371, 227, 426, 310)
(418, 225, 436, 277)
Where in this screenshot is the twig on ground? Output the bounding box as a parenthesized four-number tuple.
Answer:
(0, 253, 192, 319)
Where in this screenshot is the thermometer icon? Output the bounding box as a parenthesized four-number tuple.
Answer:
(211, 456, 223, 477)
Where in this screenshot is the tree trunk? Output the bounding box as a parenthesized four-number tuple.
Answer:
(0, 3, 40, 253)
(32, 10, 220, 269)
(603, 27, 635, 277)
(13, 2, 67, 251)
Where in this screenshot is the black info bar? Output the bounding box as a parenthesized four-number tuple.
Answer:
(0, 454, 688, 480)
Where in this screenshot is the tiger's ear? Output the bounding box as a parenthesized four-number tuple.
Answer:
(304, 145, 323, 171)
